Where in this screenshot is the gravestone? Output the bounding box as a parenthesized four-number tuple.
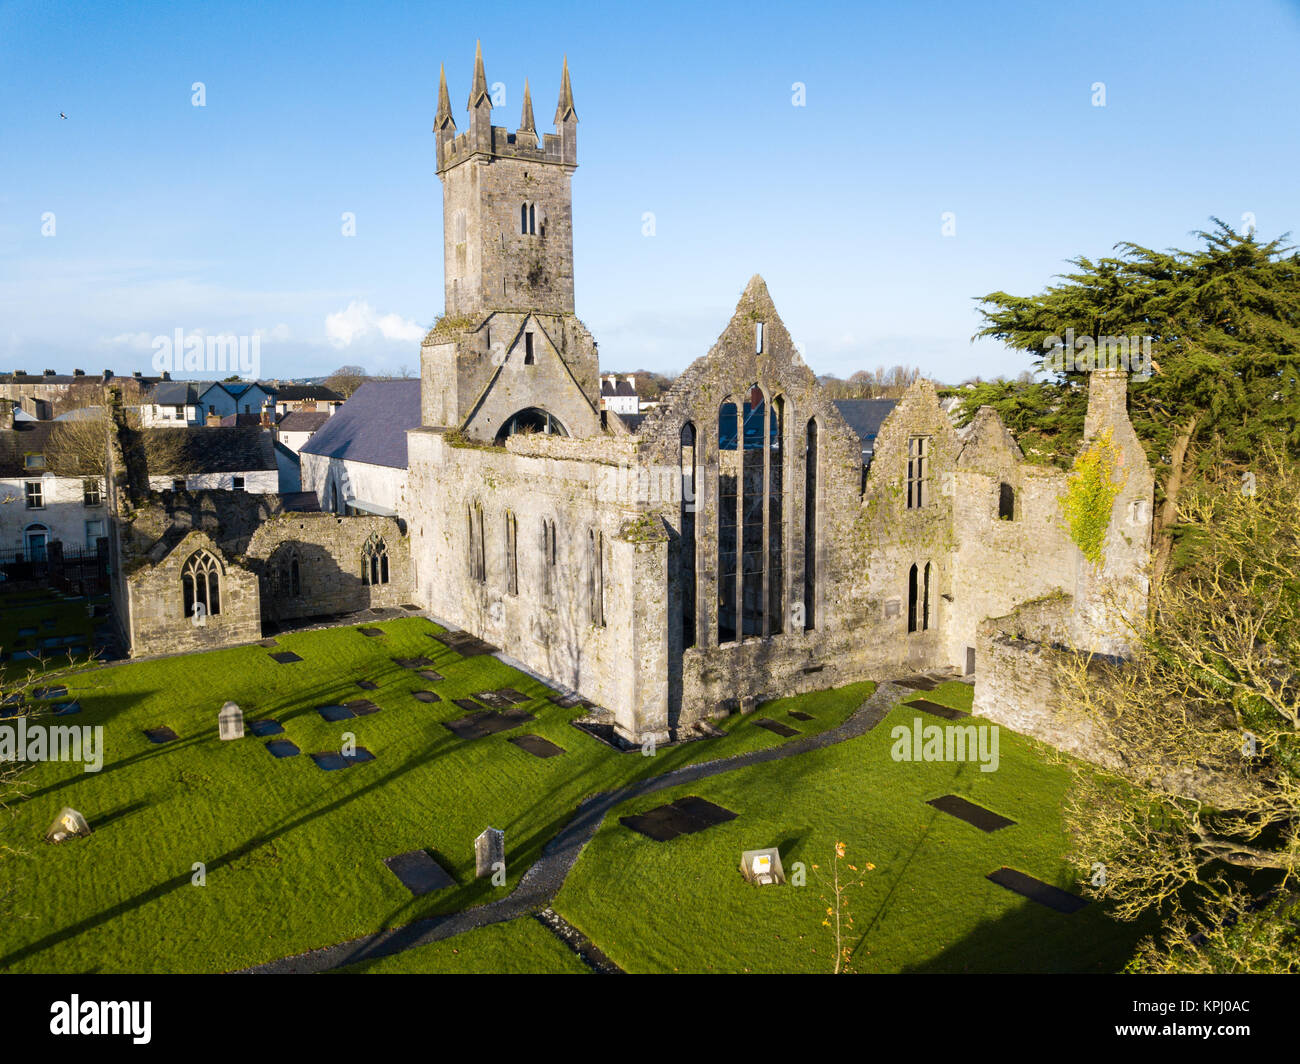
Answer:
(218, 701, 244, 741)
(740, 847, 786, 886)
(45, 807, 91, 843)
(474, 827, 505, 879)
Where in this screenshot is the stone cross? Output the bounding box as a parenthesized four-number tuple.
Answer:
(45, 807, 91, 843)
(474, 827, 505, 878)
(218, 701, 244, 741)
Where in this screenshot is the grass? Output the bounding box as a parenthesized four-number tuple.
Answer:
(0, 613, 866, 973)
(335, 916, 588, 974)
(0, 589, 105, 680)
(551, 681, 1157, 973)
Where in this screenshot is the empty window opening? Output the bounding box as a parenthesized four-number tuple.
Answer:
(998, 482, 1015, 521)
(907, 562, 932, 633)
(506, 510, 518, 595)
(906, 436, 930, 509)
(495, 407, 567, 445)
(803, 418, 819, 631)
(681, 421, 697, 649)
(717, 397, 739, 643)
(755, 322, 764, 353)
(588, 529, 605, 626)
(540, 518, 557, 601)
(466, 503, 485, 583)
(524, 332, 535, 364)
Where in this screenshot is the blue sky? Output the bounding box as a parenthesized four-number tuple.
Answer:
(2, 0, 1298, 384)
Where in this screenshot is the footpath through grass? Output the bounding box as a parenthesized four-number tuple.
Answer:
(334, 916, 589, 974)
(0, 617, 867, 973)
(553, 681, 1155, 973)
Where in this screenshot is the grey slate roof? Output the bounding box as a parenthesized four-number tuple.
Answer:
(150, 381, 199, 405)
(145, 426, 277, 475)
(299, 379, 421, 469)
(832, 399, 898, 459)
(277, 410, 331, 433)
(0, 422, 60, 477)
(274, 384, 344, 403)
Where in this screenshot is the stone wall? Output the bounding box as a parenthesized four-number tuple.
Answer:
(245, 512, 412, 622)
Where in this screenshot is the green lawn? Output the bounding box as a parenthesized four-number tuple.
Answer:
(335, 916, 588, 974)
(0, 616, 867, 973)
(551, 681, 1155, 973)
(0, 589, 105, 680)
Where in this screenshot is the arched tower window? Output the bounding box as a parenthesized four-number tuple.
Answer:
(362, 533, 389, 586)
(495, 407, 566, 444)
(182, 549, 222, 618)
(520, 201, 536, 235)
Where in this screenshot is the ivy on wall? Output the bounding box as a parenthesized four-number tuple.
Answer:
(1061, 428, 1125, 567)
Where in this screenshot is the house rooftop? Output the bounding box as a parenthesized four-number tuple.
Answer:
(299, 379, 421, 469)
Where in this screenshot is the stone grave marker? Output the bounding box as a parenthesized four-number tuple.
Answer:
(45, 807, 91, 843)
(474, 827, 505, 879)
(218, 701, 244, 740)
(740, 847, 786, 886)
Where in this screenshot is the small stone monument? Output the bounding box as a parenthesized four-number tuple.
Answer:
(45, 807, 91, 844)
(740, 847, 786, 886)
(218, 701, 244, 741)
(474, 827, 505, 878)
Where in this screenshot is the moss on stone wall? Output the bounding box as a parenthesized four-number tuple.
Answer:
(1060, 429, 1125, 567)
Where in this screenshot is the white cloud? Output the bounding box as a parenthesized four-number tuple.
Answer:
(325, 301, 422, 347)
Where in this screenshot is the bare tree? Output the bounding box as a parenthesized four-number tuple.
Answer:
(325, 365, 368, 399)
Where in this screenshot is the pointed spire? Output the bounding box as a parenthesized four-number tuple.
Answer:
(519, 78, 535, 132)
(468, 39, 490, 110)
(554, 54, 577, 123)
(435, 63, 454, 129)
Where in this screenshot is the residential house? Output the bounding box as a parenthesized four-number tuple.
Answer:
(0, 416, 106, 558)
(272, 384, 345, 417)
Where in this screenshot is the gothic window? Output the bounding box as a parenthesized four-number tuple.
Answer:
(907, 562, 932, 634)
(540, 517, 557, 601)
(454, 209, 467, 243)
(998, 482, 1015, 521)
(182, 549, 222, 618)
(804, 417, 819, 631)
(588, 529, 605, 627)
(279, 547, 302, 597)
(362, 533, 390, 586)
(524, 332, 535, 364)
(466, 503, 485, 583)
(520, 201, 536, 236)
(906, 435, 930, 509)
(505, 510, 518, 595)
(495, 407, 566, 444)
(681, 421, 697, 649)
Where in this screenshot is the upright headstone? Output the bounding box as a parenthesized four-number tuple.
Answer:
(45, 807, 91, 843)
(474, 827, 505, 879)
(739, 847, 786, 886)
(218, 701, 244, 741)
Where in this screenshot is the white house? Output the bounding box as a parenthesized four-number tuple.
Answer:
(275, 409, 332, 455)
(145, 426, 279, 494)
(139, 381, 202, 427)
(299, 380, 420, 517)
(599, 375, 640, 415)
(0, 419, 107, 558)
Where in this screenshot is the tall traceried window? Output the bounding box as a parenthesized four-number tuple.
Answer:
(520, 201, 536, 235)
(182, 549, 222, 618)
(803, 417, 819, 631)
(466, 503, 485, 583)
(680, 421, 697, 649)
(907, 562, 932, 633)
(277, 546, 302, 597)
(362, 533, 390, 586)
(540, 518, 557, 601)
(906, 436, 930, 509)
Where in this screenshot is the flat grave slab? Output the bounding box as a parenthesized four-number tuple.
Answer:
(430, 630, 498, 657)
(40, 618, 58, 630)
(986, 867, 1088, 913)
(754, 717, 799, 738)
(906, 698, 968, 721)
(270, 651, 303, 664)
(415, 669, 444, 682)
(495, 688, 531, 705)
(383, 850, 455, 896)
(343, 747, 375, 765)
(16, 626, 37, 637)
(39, 636, 62, 649)
(265, 739, 300, 758)
(259, 638, 279, 648)
(393, 656, 436, 669)
(144, 727, 179, 744)
(788, 710, 814, 721)
(474, 690, 512, 708)
(620, 796, 738, 842)
(928, 795, 1016, 833)
(316, 704, 355, 722)
(400, 603, 421, 612)
(52, 701, 81, 716)
(0, 703, 22, 719)
(509, 734, 566, 759)
(310, 751, 350, 771)
(345, 699, 381, 716)
(412, 690, 441, 703)
(356, 680, 379, 691)
(443, 707, 536, 740)
(553, 692, 592, 709)
(452, 697, 486, 713)
(896, 675, 940, 691)
(357, 627, 385, 638)
(32, 685, 68, 700)
(248, 719, 284, 737)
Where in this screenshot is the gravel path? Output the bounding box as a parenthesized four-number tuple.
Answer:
(240, 681, 910, 974)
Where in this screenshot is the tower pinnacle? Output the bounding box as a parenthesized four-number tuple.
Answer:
(554, 55, 577, 123)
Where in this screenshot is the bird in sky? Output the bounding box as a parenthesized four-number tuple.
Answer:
(59, 112, 68, 119)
